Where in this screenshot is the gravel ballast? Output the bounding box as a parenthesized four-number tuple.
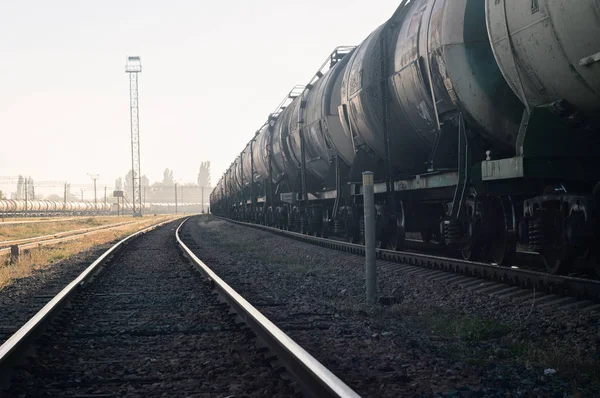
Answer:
(3, 221, 296, 397)
(182, 216, 600, 397)
(0, 246, 113, 345)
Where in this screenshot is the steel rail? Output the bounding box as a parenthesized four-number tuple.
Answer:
(0, 220, 137, 249)
(218, 217, 600, 303)
(176, 218, 361, 398)
(0, 217, 183, 384)
(0, 217, 80, 225)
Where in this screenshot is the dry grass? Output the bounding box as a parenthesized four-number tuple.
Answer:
(0, 215, 180, 290)
(0, 216, 144, 241)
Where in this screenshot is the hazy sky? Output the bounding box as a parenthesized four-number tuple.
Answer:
(0, 0, 399, 198)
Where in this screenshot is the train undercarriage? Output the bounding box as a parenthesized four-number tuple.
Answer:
(216, 105, 600, 275)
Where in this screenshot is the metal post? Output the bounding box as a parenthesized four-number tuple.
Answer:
(175, 183, 178, 214)
(250, 139, 255, 217)
(93, 178, 97, 205)
(126, 56, 143, 217)
(24, 179, 28, 215)
(363, 171, 377, 305)
(240, 151, 245, 221)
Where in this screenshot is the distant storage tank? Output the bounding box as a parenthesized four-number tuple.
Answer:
(486, 0, 600, 114)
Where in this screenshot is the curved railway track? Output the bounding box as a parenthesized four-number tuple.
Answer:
(0, 218, 359, 397)
(218, 217, 600, 305)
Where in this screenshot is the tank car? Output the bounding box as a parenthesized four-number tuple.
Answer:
(212, 0, 600, 275)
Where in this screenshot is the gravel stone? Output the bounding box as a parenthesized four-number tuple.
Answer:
(181, 216, 600, 397)
(3, 221, 297, 397)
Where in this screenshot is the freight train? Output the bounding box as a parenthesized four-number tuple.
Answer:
(211, 0, 600, 275)
(0, 200, 203, 216)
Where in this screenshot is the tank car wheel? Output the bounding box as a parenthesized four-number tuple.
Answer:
(321, 209, 330, 239)
(345, 207, 360, 244)
(541, 251, 572, 275)
(321, 223, 329, 239)
(421, 231, 433, 243)
(540, 210, 587, 274)
(488, 197, 517, 265)
(388, 224, 406, 251)
(387, 203, 406, 251)
(421, 230, 443, 244)
(461, 244, 483, 262)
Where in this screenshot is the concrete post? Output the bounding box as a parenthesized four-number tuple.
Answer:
(10, 245, 20, 265)
(363, 171, 377, 305)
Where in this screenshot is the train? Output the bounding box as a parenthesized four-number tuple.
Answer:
(211, 0, 600, 275)
(0, 200, 203, 216)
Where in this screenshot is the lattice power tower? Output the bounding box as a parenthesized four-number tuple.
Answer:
(126, 56, 143, 216)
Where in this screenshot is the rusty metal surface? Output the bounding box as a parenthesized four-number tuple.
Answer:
(288, 54, 355, 183)
(252, 124, 271, 182)
(390, 0, 523, 157)
(271, 98, 300, 183)
(340, 10, 433, 175)
(486, 0, 600, 113)
(241, 141, 253, 186)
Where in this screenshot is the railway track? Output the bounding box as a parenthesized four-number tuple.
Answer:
(219, 218, 600, 305)
(0, 218, 359, 397)
(0, 220, 138, 252)
(0, 217, 80, 225)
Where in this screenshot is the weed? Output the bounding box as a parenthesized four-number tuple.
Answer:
(0, 216, 175, 290)
(0, 216, 141, 242)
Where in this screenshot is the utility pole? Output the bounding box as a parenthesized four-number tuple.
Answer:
(104, 186, 107, 204)
(125, 56, 143, 217)
(24, 179, 28, 215)
(80, 189, 84, 202)
(87, 173, 99, 206)
(63, 183, 67, 207)
(201, 186, 205, 214)
(174, 183, 178, 214)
